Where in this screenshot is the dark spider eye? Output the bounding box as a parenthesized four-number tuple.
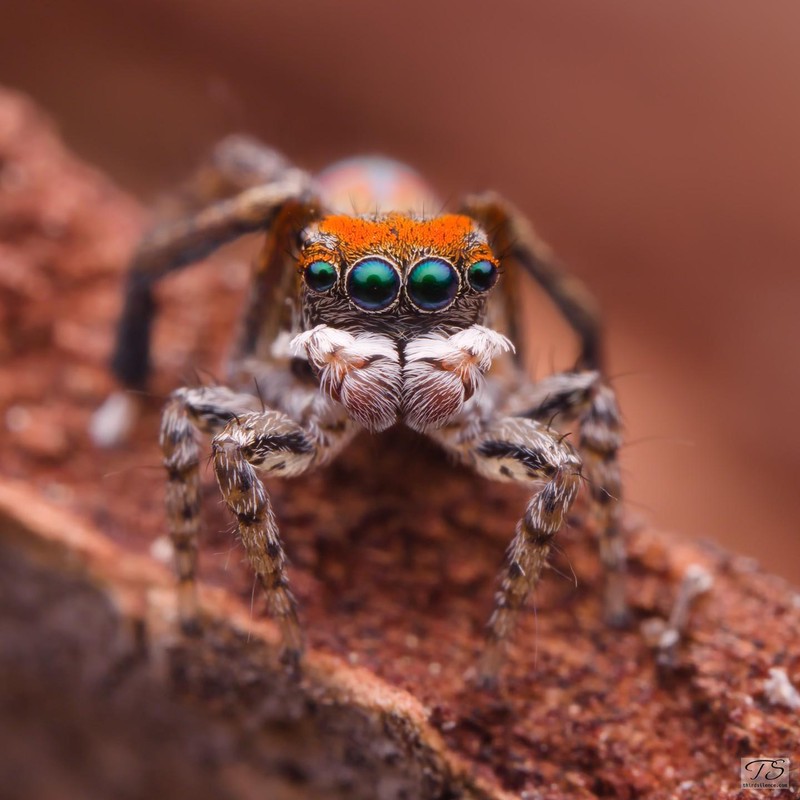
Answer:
(304, 260, 337, 292)
(347, 258, 400, 311)
(467, 259, 498, 292)
(407, 258, 459, 311)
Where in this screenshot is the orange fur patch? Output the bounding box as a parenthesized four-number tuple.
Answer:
(308, 213, 496, 268)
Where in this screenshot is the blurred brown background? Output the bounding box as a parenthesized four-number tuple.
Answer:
(1, 1, 798, 582)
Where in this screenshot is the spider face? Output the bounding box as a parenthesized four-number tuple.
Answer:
(297, 212, 499, 335)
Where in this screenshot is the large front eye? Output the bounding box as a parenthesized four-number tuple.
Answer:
(347, 258, 400, 311)
(407, 258, 459, 311)
(304, 260, 338, 292)
(467, 259, 498, 292)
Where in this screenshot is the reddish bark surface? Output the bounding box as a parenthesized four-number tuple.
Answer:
(1, 88, 798, 799)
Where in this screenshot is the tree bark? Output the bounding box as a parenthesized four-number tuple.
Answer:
(1, 87, 797, 799)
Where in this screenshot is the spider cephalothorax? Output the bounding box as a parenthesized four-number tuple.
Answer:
(292, 213, 512, 432)
(102, 136, 627, 684)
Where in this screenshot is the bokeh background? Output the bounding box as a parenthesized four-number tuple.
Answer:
(1, 1, 798, 582)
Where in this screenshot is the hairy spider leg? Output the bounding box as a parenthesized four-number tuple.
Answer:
(509, 370, 627, 625)
(111, 139, 317, 390)
(160, 385, 265, 630)
(461, 195, 628, 629)
(161, 381, 356, 657)
(212, 404, 354, 667)
(428, 412, 582, 684)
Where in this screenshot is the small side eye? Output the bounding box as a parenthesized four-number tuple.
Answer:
(467, 259, 498, 292)
(347, 258, 400, 311)
(304, 260, 338, 292)
(407, 258, 459, 311)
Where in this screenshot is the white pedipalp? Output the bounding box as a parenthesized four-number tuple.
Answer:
(290, 324, 402, 431)
(401, 325, 514, 431)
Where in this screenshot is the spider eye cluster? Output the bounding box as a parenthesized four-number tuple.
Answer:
(302, 255, 497, 312)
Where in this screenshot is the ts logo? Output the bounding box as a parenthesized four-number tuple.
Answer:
(741, 758, 791, 788)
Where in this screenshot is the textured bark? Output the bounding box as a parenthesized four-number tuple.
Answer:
(1, 87, 798, 799)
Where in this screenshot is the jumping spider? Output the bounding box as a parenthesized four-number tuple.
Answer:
(104, 136, 626, 681)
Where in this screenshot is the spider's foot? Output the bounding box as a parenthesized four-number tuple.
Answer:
(605, 606, 632, 629)
(279, 645, 304, 681)
(177, 582, 202, 636)
(470, 643, 505, 691)
(179, 614, 203, 638)
(603, 576, 631, 628)
(473, 670, 500, 692)
(277, 615, 305, 679)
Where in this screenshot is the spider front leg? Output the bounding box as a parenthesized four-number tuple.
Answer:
(512, 371, 627, 626)
(160, 385, 263, 632)
(211, 405, 354, 667)
(430, 415, 582, 683)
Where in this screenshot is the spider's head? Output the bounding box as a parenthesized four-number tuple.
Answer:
(296, 212, 499, 334)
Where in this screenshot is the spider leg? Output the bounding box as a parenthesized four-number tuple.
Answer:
(160, 368, 355, 658)
(460, 192, 603, 372)
(211, 404, 355, 667)
(460, 193, 629, 628)
(428, 413, 582, 683)
(160, 385, 264, 632)
(510, 371, 628, 626)
(112, 169, 316, 390)
(168, 135, 298, 213)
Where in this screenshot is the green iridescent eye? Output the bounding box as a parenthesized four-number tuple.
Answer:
(347, 258, 400, 311)
(407, 258, 459, 311)
(304, 260, 337, 292)
(467, 259, 498, 292)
